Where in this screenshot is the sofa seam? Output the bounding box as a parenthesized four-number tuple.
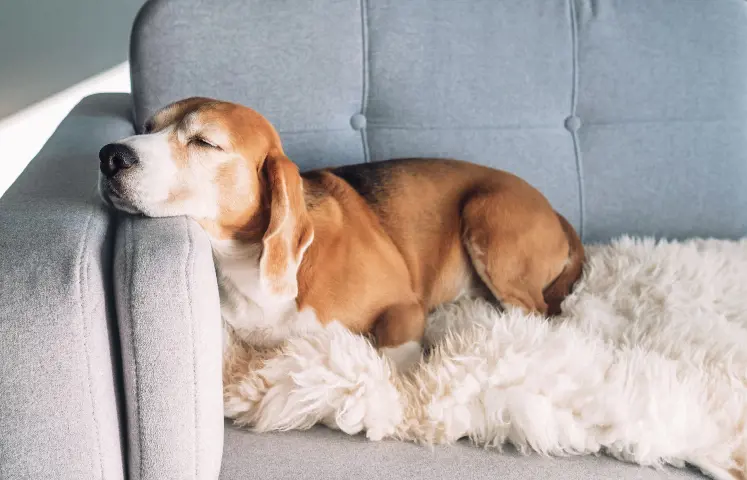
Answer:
(185, 218, 200, 479)
(569, 0, 586, 241)
(365, 123, 563, 131)
(125, 218, 144, 480)
(278, 127, 352, 134)
(77, 207, 104, 480)
(359, 0, 371, 163)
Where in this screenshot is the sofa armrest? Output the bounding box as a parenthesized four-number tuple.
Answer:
(114, 215, 223, 480)
(0, 93, 134, 480)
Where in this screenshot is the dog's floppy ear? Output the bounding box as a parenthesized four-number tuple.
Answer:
(259, 150, 314, 299)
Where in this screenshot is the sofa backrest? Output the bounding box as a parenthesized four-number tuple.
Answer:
(130, 0, 747, 243)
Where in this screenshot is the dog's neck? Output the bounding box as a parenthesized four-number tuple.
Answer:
(208, 233, 310, 349)
(209, 236, 263, 298)
(204, 204, 273, 307)
(199, 192, 272, 302)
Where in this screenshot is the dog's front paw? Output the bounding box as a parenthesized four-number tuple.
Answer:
(381, 341, 422, 373)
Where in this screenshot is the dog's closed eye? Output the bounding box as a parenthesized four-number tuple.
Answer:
(190, 136, 221, 150)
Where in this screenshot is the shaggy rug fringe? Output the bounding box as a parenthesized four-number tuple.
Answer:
(223, 236, 747, 480)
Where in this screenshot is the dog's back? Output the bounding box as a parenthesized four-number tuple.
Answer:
(303, 158, 584, 316)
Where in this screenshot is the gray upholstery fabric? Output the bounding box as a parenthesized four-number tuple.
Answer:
(114, 216, 223, 480)
(574, 0, 747, 241)
(0, 94, 132, 480)
(131, 0, 747, 243)
(220, 423, 705, 480)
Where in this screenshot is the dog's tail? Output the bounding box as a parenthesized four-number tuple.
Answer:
(543, 212, 585, 316)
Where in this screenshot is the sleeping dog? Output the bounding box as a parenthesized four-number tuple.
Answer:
(98, 97, 584, 370)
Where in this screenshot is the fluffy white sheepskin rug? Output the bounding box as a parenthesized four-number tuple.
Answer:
(223, 237, 747, 480)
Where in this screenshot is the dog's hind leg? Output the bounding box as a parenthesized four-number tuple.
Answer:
(460, 190, 571, 316)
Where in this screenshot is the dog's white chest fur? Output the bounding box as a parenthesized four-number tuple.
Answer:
(211, 240, 323, 349)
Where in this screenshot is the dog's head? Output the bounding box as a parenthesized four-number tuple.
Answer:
(99, 97, 313, 296)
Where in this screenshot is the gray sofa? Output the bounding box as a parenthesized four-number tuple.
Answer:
(2, 0, 746, 479)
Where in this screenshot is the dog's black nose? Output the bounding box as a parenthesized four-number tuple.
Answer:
(99, 143, 138, 178)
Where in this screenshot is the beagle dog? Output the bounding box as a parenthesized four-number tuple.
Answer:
(99, 97, 584, 370)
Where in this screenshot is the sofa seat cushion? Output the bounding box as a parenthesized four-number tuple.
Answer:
(219, 422, 704, 479)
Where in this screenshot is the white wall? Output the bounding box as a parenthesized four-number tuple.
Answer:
(0, 62, 131, 197)
(0, 0, 142, 118)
